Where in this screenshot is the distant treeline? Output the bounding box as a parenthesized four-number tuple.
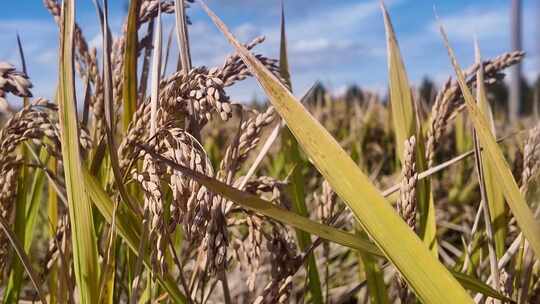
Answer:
(251, 76, 540, 118)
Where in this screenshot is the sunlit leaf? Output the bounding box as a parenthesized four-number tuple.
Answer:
(439, 20, 540, 261)
(381, 3, 437, 255)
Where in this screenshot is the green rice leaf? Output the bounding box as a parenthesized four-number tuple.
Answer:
(357, 229, 388, 304)
(99, 0, 141, 216)
(0, 216, 47, 304)
(3, 169, 29, 303)
(285, 167, 324, 303)
(279, 1, 291, 90)
(122, 0, 140, 132)
(2, 35, 33, 303)
(58, 1, 100, 302)
(381, 3, 414, 162)
(83, 168, 187, 304)
(279, 3, 322, 303)
(360, 254, 388, 304)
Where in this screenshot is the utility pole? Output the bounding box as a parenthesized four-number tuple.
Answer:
(510, 0, 522, 122)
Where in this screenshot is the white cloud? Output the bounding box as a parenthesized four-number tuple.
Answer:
(291, 38, 330, 53)
(284, 2, 379, 40)
(35, 49, 57, 64)
(430, 9, 508, 41)
(233, 23, 261, 42)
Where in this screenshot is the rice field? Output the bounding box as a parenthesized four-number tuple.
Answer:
(0, 0, 539, 303)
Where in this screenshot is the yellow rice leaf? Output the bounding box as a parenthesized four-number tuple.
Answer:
(474, 43, 506, 258)
(439, 22, 540, 260)
(381, 3, 414, 162)
(197, 1, 473, 302)
(58, 1, 99, 303)
(381, 3, 437, 255)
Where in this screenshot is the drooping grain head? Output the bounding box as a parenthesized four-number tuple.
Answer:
(425, 51, 524, 168)
(398, 136, 418, 230)
(520, 124, 540, 195)
(254, 228, 299, 304)
(0, 62, 33, 112)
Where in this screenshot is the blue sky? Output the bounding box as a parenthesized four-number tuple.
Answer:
(1, 0, 539, 102)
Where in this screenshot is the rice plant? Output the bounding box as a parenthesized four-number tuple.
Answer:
(0, 0, 538, 303)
